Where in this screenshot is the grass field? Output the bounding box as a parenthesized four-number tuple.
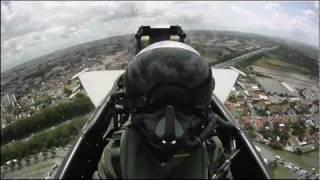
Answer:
(273, 150, 319, 173)
(274, 164, 296, 179)
(258, 143, 319, 173)
(252, 57, 309, 75)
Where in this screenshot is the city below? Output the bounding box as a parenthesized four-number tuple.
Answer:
(1, 30, 319, 179)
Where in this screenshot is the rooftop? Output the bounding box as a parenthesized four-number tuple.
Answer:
(256, 77, 297, 96)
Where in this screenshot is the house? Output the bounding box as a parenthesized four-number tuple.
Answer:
(310, 103, 319, 114)
(289, 97, 300, 102)
(301, 88, 318, 101)
(305, 133, 317, 144)
(274, 116, 289, 125)
(225, 102, 236, 113)
(287, 108, 296, 116)
(235, 95, 246, 105)
(254, 117, 270, 131)
(295, 143, 316, 153)
(255, 120, 264, 130)
(311, 114, 319, 128)
(253, 100, 267, 111)
(240, 116, 251, 128)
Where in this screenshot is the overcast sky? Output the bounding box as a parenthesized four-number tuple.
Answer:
(1, 1, 319, 72)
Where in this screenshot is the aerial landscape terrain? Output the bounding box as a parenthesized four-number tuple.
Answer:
(1, 30, 319, 179)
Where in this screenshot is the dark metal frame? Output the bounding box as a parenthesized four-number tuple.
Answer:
(211, 94, 272, 179)
(54, 75, 122, 179)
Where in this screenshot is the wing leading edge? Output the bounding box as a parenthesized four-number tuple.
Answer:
(77, 68, 239, 108)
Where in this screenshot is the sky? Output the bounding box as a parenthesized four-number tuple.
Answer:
(1, 1, 319, 72)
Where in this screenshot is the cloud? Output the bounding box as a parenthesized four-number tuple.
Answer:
(231, 5, 255, 16)
(1, 1, 319, 72)
(265, 2, 282, 11)
(303, 9, 317, 17)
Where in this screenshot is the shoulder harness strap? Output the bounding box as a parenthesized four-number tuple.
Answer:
(110, 129, 123, 179)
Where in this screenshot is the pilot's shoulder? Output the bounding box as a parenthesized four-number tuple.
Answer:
(98, 129, 125, 179)
(206, 135, 226, 162)
(97, 140, 118, 178)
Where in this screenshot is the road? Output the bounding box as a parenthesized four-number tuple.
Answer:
(213, 46, 278, 68)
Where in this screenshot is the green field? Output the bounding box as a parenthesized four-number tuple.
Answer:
(274, 164, 296, 179)
(1, 115, 89, 164)
(252, 57, 309, 75)
(273, 150, 319, 173)
(258, 143, 319, 173)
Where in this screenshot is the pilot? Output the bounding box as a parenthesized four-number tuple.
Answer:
(94, 41, 232, 179)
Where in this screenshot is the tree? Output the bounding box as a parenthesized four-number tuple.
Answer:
(1, 116, 88, 165)
(43, 151, 48, 161)
(295, 148, 302, 156)
(279, 130, 289, 145)
(64, 86, 72, 96)
(259, 128, 272, 140)
(3, 164, 8, 172)
(17, 161, 22, 170)
(33, 155, 39, 164)
(9, 162, 15, 172)
(291, 121, 306, 139)
(310, 126, 319, 135)
(50, 150, 56, 159)
(255, 108, 268, 116)
(25, 158, 30, 166)
(270, 140, 283, 150)
(270, 159, 278, 170)
(1, 95, 93, 145)
(272, 123, 281, 137)
(228, 95, 237, 103)
(247, 125, 256, 139)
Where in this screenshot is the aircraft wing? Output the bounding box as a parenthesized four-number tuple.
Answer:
(78, 70, 125, 107)
(211, 68, 239, 103)
(78, 68, 239, 108)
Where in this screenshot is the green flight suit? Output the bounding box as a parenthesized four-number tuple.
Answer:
(95, 127, 231, 179)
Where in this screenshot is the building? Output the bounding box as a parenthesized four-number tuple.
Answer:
(294, 143, 317, 153)
(274, 116, 289, 125)
(1, 94, 17, 108)
(281, 82, 296, 93)
(239, 116, 251, 128)
(252, 100, 268, 111)
(255, 120, 264, 131)
(311, 114, 319, 128)
(256, 77, 298, 97)
(225, 102, 236, 113)
(301, 88, 318, 101)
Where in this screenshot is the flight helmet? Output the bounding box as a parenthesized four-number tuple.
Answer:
(124, 41, 215, 152)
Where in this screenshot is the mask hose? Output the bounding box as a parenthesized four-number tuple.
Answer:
(185, 113, 217, 148)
